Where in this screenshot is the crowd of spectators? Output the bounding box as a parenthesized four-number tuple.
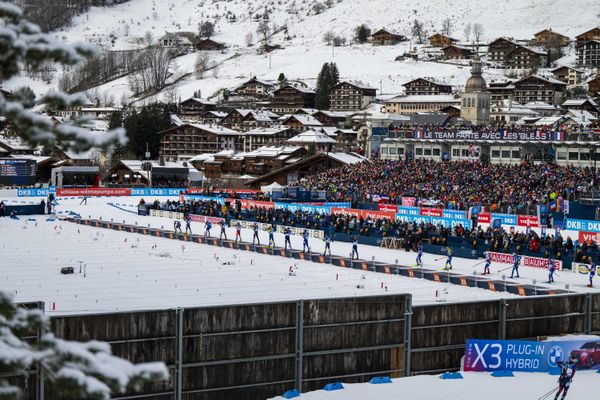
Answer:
(145, 198, 599, 265)
(304, 159, 597, 213)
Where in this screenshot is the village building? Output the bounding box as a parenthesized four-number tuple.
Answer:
(551, 66, 584, 85)
(158, 123, 243, 161)
(487, 38, 520, 65)
(220, 109, 253, 130)
(240, 110, 280, 131)
(329, 81, 377, 111)
(245, 152, 367, 188)
(271, 85, 316, 114)
(512, 75, 567, 105)
(312, 110, 354, 127)
(281, 114, 323, 131)
(384, 95, 460, 115)
(231, 77, 275, 97)
(179, 98, 217, 120)
(159, 32, 194, 51)
(577, 40, 600, 66)
(441, 45, 475, 60)
(195, 38, 226, 51)
(241, 127, 297, 152)
(488, 80, 517, 104)
(531, 29, 570, 47)
(460, 56, 490, 125)
(490, 100, 538, 124)
(427, 33, 458, 47)
(575, 27, 600, 45)
(561, 98, 599, 117)
(588, 74, 600, 95)
(199, 111, 227, 125)
(370, 28, 407, 45)
(402, 78, 453, 96)
(505, 46, 548, 70)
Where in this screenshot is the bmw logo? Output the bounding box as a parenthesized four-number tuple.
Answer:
(548, 346, 564, 367)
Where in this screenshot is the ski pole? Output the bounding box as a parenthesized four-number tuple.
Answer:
(538, 385, 559, 400)
(499, 265, 513, 272)
(472, 260, 485, 267)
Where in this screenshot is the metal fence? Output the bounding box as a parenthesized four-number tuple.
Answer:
(11, 292, 600, 400)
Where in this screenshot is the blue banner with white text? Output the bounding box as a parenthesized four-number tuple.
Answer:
(464, 339, 600, 372)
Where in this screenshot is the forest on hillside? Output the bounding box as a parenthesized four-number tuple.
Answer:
(9, 0, 131, 32)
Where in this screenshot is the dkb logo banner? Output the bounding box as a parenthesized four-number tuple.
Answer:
(464, 339, 600, 372)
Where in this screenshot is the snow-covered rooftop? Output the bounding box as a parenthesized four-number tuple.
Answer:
(287, 129, 337, 144)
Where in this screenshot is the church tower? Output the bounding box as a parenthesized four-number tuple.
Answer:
(460, 55, 490, 125)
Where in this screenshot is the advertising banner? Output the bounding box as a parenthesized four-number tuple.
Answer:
(149, 209, 184, 220)
(464, 339, 600, 372)
(579, 231, 600, 245)
(487, 251, 562, 270)
(230, 219, 273, 232)
(443, 209, 467, 220)
(17, 187, 56, 197)
(186, 195, 226, 204)
(276, 224, 324, 239)
(518, 214, 540, 228)
(189, 214, 225, 224)
(235, 199, 275, 210)
(131, 188, 186, 196)
(56, 188, 131, 197)
(420, 207, 443, 217)
(395, 206, 420, 216)
(566, 218, 600, 234)
(572, 262, 592, 274)
(402, 197, 416, 207)
(378, 204, 399, 213)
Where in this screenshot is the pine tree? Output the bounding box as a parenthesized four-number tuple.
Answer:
(354, 24, 371, 44)
(329, 62, 339, 86)
(0, 291, 168, 400)
(315, 63, 332, 109)
(0, 3, 126, 152)
(277, 72, 287, 87)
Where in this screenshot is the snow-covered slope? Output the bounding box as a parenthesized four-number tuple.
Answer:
(5, 0, 598, 103)
(270, 370, 600, 400)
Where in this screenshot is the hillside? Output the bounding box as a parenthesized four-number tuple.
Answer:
(5, 0, 600, 104)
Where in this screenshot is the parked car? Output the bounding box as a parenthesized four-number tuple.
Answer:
(569, 342, 600, 368)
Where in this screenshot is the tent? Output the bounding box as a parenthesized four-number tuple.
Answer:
(261, 181, 284, 193)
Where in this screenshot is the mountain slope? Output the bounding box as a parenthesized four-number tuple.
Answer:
(7, 0, 600, 104)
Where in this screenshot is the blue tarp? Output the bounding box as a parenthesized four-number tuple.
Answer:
(369, 376, 392, 384)
(440, 372, 463, 379)
(322, 382, 344, 391)
(281, 389, 300, 398)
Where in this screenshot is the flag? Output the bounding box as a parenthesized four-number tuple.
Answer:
(562, 199, 570, 214)
(553, 131, 564, 141)
(502, 130, 510, 139)
(414, 130, 424, 139)
(549, 200, 557, 212)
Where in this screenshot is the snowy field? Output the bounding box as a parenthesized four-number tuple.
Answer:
(5, 0, 598, 104)
(58, 196, 600, 293)
(1, 195, 598, 316)
(270, 370, 600, 400)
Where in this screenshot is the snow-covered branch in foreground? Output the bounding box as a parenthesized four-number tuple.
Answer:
(0, 2, 127, 151)
(0, 291, 168, 400)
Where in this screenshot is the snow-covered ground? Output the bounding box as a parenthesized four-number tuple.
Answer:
(270, 370, 600, 400)
(0, 207, 512, 316)
(4, 0, 597, 104)
(58, 196, 600, 293)
(2, 195, 597, 316)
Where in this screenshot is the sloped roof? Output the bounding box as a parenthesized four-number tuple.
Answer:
(286, 129, 336, 144)
(283, 114, 323, 126)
